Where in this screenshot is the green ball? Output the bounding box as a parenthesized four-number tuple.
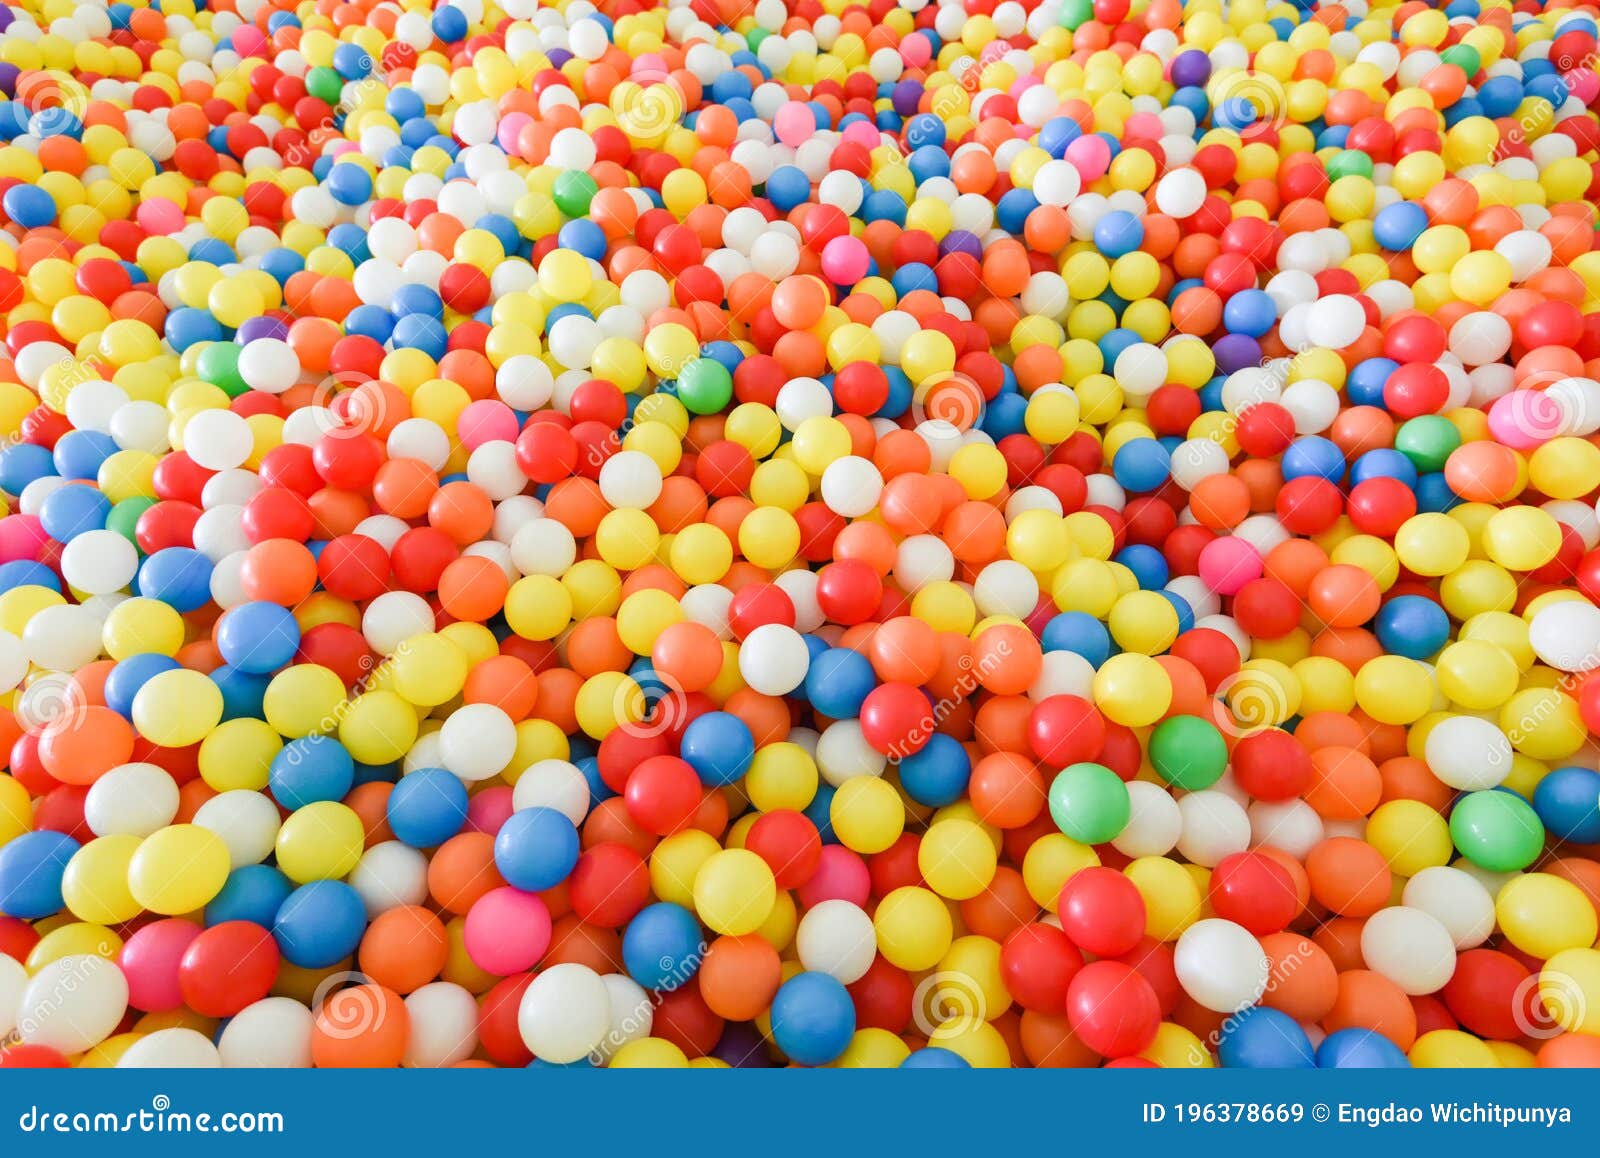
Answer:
(1058, 0, 1093, 29)
(196, 341, 247, 396)
(1450, 790, 1543, 872)
(675, 357, 733, 415)
(1048, 762, 1130, 845)
(1149, 715, 1227, 790)
(1395, 415, 1461, 474)
(106, 497, 157, 546)
(305, 66, 345, 105)
(1326, 151, 1374, 181)
(1440, 46, 1480, 78)
(553, 171, 598, 218)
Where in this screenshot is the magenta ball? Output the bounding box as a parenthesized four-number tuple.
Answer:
(821, 236, 870, 285)
(462, 887, 552, 974)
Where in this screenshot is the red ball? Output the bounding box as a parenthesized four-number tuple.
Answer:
(1066, 961, 1161, 1058)
(1235, 402, 1297, 457)
(815, 558, 882, 625)
(317, 533, 392, 601)
(847, 955, 914, 1032)
(623, 755, 701, 835)
(1000, 922, 1084, 1014)
(178, 921, 280, 1017)
(745, 809, 822, 888)
(1440, 949, 1537, 1041)
(1346, 476, 1417, 538)
(1208, 852, 1299, 934)
(858, 682, 935, 756)
(1230, 727, 1312, 800)
(567, 843, 651, 927)
(1383, 363, 1449, 418)
(1057, 866, 1147, 957)
(1028, 695, 1106, 768)
(727, 583, 795, 640)
(1383, 315, 1447, 363)
(515, 422, 578, 484)
(1231, 577, 1302, 639)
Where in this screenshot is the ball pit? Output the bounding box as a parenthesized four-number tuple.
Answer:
(0, 0, 1597, 1074)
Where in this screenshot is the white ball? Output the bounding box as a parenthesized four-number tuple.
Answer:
(517, 962, 612, 1064)
(85, 763, 179, 837)
(219, 997, 315, 1067)
(795, 899, 877, 983)
(815, 718, 886, 785)
(1174, 918, 1270, 1013)
(23, 603, 102, 670)
(111, 399, 172, 453)
(496, 354, 555, 410)
(511, 759, 591, 826)
(1528, 600, 1600, 672)
(18, 955, 128, 1054)
(597, 450, 663, 510)
(594, 973, 653, 1060)
(362, 591, 435, 655)
(183, 408, 254, 471)
(1448, 311, 1512, 366)
(1305, 294, 1366, 349)
(117, 1027, 222, 1068)
(403, 982, 480, 1067)
(1423, 715, 1512, 790)
(237, 338, 301, 393)
(65, 379, 129, 433)
(1113, 779, 1183, 857)
(820, 456, 883, 518)
(61, 529, 138, 595)
(1153, 168, 1206, 217)
(348, 841, 430, 917)
(192, 505, 251, 562)
(439, 704, 516, 781)
(1176, 789, 1251, 867)
(1402, 865, 1495, 950)
(972, 560, 1038, 620)
(1360, 906, 1457, 995)
(388, 419, 452, 470)
(193, 789, 281, 868)
(511, 518, 577, 577)
(738, 623, 809, 695)
(1247, 799, 1324, 859)
(1027, 651, 1096, 701)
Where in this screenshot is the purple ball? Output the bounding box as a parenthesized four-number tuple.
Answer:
(1170, 49, 1211, 88)
(0, 62, 17, 98)
(939, 231, 983, 261)
(1213, 333, 1263, 374)
(547, 48, 574, 68)
(237, 318, 289, 344)
(712, 1022, 774, 1068)
(891, 81, 923, 118)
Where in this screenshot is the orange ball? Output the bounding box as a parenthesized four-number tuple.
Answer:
(311, 984, 409, 1067)
(698, 934, 781, 1021)
(358, 905, 448, 994)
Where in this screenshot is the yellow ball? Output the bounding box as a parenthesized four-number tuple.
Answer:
(1093, 652, 1172, 726)
(274, 801, 365, 883)
(1353, 655, 1434, 725)
(127, 824, 230, 915)
(62, 835, 143, 924)
(693, 848, 777, 935)
(1480, 506, 1561, 572)
(131, 668, 224, 747)
(337, 690, 419, 765)
(873, 885, 953, 971)
(1495, 873, 1598, 960)
(917, 818, 997, 900)
(830, 776, 905, 854)
(263, 664, 347, 739)
(1365, 800, 1451, 876)
(390, 632, 469, 706)
(1410, 1029, 1498, 1068)
(1108, 590, 1180, 655)
(649, 830, 721, 910)
(1124, 856, 1204, 941)
(1538, 948, 1600, 1036)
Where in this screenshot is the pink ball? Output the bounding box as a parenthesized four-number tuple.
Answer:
(0, 514, 49, 565)
(135, 197, 185, 236)
(901, 36, 931, 67)
(1487, 390, 1562, 449)
(458, 399, 519, 449)
(1124, 112, 1165, 140)
(118, 919, 203, 1013)
(795, 845, 870, 909)
(462, 887, 552, 975)
(1064, 135, 1112, 182)
(820, 236, 869, 285)
(840, 120, 880, 149)
(467, 785, 515, 836)
(1566, 68, 1600, 104)
(232, 26, 267, 57)
(497, 112, 533, 154)
(1197, 536, 1263, 596)
(775, 101, 815, 147)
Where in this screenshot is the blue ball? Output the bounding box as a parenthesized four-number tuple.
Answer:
(765, 165, 811, 211)
(1222, 288, 1277, 337)
(1373, 201, 1429, 251)
(52, 430, 118, 480)
(1316, 1028, 1411, 1069)
(1280, 436, 1345, 484)
(1, 183, 56, 228)
(1042, 611, 1113, 666)
(212, 664, 271, 722)
(1534, 766, 1600, 844)
(104, 653, 182, 719)
(770, 972, 856, 1065)
(1093, 210, 1144, 258)
(0, 443, 57, 494)
(1349, 447, 1419, 489)
(1373, 595, 1450, 660)
(1347, 358, 1398, 408)
(622, 902, 705, 991)
(138, 547, 214, 612)
(804, 647, 876, 719)
(0, 830, 78, 919)
(1111, 438, 1170, 492)
(897, 733, 971, 808)
(38, 484, 111, 541)
(431, 4, 468, 40)
(272, 880, 367, 967)
(205, 865, 293, 927)
(270, 736, 357, 811)
(386, 767, 470, 848)
(1115, 544, 1169, 590)
(803, 783, 837, 845)
(217, 601, 301, 673)
(0, 560, 60, 595)
(493, 807, 580, 891)
(900, 1047, 971, 1068)
(1217, 1006, 1316, 1068)
(681, 712, 755, 787)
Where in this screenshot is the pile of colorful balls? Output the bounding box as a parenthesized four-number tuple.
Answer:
(1, 0, 1600, 1070)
